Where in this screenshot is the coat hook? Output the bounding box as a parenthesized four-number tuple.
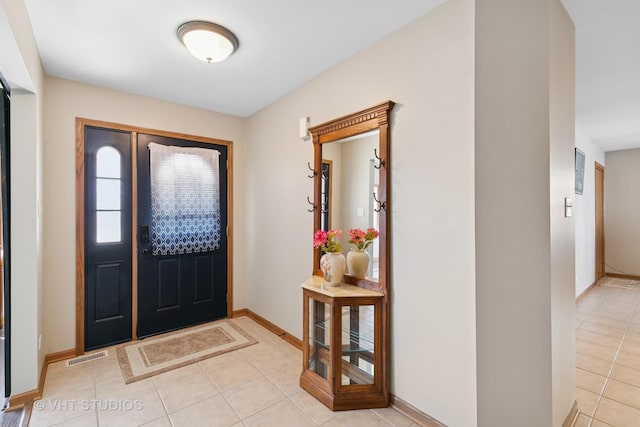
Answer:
(373, 192, 386, 212)
(374, 149, 385, 169)
(307, 162, 317, 178)
(306, 196, 317, 212)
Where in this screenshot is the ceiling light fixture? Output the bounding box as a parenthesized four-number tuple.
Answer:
(177, 21, 239, 63)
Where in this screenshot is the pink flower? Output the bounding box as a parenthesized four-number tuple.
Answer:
(313, 230, 328, 249)
(347, 227, 379, 250)
(347, 228, 365, 243)
(313, 229, 342, 253)
(365, 228, 379, 240)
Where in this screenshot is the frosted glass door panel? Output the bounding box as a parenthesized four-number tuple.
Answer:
(96, 178, 121, 210)
(96, 146, 121, 178)
(96, 211, 121, 243)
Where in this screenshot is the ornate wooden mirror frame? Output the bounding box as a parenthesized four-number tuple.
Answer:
(309, 101, 395, 295)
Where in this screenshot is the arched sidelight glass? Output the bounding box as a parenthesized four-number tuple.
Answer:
(95, 146, 122, 243)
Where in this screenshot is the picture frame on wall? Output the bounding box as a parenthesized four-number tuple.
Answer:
(575, 148, 585, 195)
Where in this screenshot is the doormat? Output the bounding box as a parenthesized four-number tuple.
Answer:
(599, 277, 640, 290)
(117, 319, 257, 384)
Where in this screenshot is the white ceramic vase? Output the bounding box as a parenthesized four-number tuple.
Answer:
(347, 249, 370, 279)
(320, 252, 346, 286)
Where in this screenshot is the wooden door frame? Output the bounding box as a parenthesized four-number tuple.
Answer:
(75, 118, 234, 355)
(595, 161, 605, 281)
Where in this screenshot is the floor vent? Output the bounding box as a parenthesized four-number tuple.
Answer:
(65, 350, 108, 367)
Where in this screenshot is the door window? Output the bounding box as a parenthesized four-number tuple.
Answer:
(95, 146, 122, 243)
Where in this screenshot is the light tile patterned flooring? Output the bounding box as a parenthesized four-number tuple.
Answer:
(32, 280, 640, 427)
(575, 277, 640, 427)
(28, 316, 418, 427)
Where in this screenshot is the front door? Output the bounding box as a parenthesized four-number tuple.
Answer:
(84, 126, 133, 350)
(136, 133, 228, 338)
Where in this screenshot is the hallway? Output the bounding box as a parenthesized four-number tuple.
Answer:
(575, 277, 640, 426)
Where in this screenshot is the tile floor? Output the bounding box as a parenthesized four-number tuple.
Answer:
(31, 278, 640, 427)
(575, 277, 640, 427)
(28, 316, 419, 427)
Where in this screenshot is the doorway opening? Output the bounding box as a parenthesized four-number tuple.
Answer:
(595, 162, 605, 281)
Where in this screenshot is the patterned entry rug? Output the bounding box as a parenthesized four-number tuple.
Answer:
(117, 319, 257, 383)
(599, 276, 640, 290)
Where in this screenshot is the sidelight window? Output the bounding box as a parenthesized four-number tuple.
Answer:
(95, 146, 122, 243)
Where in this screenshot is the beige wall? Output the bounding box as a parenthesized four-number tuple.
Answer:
(245, 0, 477, 425)
(604, 148, 640, 276)
(575, 127, 605, 295)
(475, 0, 575, 425)
(549, 3, 577, 424)
(0, 0, 46, 395)
(42, 77, 248, 354)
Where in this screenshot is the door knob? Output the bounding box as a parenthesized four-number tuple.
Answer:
(142, 248, 151, 255)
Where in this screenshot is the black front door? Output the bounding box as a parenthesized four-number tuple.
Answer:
(84, 126, 133, 350)
(136, 133, 228, 338)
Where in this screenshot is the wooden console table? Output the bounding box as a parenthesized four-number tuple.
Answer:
(300, 276, 386, 410)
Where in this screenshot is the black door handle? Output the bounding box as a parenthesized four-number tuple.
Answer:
(142, 248, 151, 255)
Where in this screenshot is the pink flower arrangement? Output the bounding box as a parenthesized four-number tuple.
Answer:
(313, 229, 342, 253)
(347, 228, 379, 250)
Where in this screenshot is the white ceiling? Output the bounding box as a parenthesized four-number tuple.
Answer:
(23, 0, 447, 118)
(22, 0, 640, 152)
(562, 0, 640, 152)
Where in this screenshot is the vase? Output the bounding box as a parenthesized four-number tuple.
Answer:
(320, 252, 346, 286)
(347, 249, 370, 279)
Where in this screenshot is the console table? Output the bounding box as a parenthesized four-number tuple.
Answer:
(300, 276, 386, 410)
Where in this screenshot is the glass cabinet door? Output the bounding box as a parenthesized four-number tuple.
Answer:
(308, 299, 331, 381)
(340, 305, 375, 386)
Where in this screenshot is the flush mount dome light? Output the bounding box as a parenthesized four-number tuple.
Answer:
(177, 21, 239, 63)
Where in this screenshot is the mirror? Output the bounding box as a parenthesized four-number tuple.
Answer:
(321, 131, 380, 280)
(309, 101, 394, 293)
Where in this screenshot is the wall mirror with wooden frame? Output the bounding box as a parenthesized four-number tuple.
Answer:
(300, 101, 394, 411)
(310, 101, 394, 293)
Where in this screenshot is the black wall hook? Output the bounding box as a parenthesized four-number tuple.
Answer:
(306, 196, 317, 212)
(373, 192, 386, 212)
(373, 149, 385, 169)
(307, 162, 317, 178)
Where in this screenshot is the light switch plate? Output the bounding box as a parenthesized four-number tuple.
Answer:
(299, 116, 310, 139)
(564, 197, 573, 218)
